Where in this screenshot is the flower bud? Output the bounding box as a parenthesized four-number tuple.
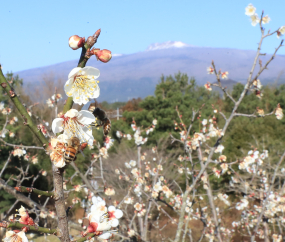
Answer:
(69, 35, 85, 50)
(93, 49, 112, 63)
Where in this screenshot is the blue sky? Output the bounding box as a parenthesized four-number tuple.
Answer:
(0, 0, 284, 73)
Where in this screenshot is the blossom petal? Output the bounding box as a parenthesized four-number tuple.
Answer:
(89, 84, 100, 99)
(68, 67, 82, 79)
(54, 158, 66, 168)
(99, 232, 112, 240)
(82, 66, 100, 78)
(65, 109, 79, 118)
(57, 134, 69, 143)
(64, 79, 73, 97)
(52, 118, 64, 134)
(114, 209, 123, 219)
(77, 110, 95, 125)
(17, 231, 29, 242)
(108, 206, 116, 212)
(111, 218, 119, 227)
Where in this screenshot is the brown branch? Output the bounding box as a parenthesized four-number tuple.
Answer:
(0, 153, 12, 178)
(211, 62, 236, 103)
(52, 166, 70, 242)
(0, 221, 57, 234)
(70, 161, 98, 194)
(234, 110, 275, 118)
(0, 138, 44, 150)
(0, 178, 47, 211)
(15, 186, 54, 197)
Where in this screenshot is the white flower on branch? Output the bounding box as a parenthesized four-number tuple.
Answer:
(2, 107, 12, 115)
(105, 187, 115, 196)
(218, 193, 230, 206)
(127, 134, 132, 140)
(272, 234, 282, 242)
(107, 206, 123, 227)
(245, 4, 256, 16)
(3, 231, 28, 242)
(277, 26, 285, 38)
(134, 202, 143, 211)
(51, 93, 62, 101)
(152, 119, 158, 126)
(124, 197, 134, 204)
(99, 147, 109, 159)
(236, 198, 249, 210)
(13, 148, 26, 157)
(46, 98, 54, 107)
(52, 109, 95, 146)
(214, 144, 224, 154)
(153, 182, 162, 192)
(204, 82, 212, 91)
(64, 67, 100, 105)
(221, 71, 228, 79)
(207, 67, 214, 74)
(116, 131, 122, 138)
(262, 15, 270, 24)
(275, 104, 283, 120)
(250, 13, 260, 26)
(104, 136, 114, 150)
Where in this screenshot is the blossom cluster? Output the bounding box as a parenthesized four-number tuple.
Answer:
(46, 93, 62, 107)
(83, 196, 122, 240)
(116, 119, 157, 146)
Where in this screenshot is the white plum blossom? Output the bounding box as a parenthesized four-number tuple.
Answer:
(153, 182, 162, 192)
(46, 98, 54, 107)
(245, 4, 256, 16)
(116, 131, 122, 138)
(277, 26, 285, 38)
(250, 13, 260, 26)
(124, 197, 134, 204)
(207, 67, 214, 74)
(52, 109, 95, 146)
(130, 160, 136, 166)
(107, 206, 123, 227)
(64, 67, 100, 105)
(3, 231, 28, 242)
(202, 119, 207, 126)
(262, 15, 270, 24)
(214, 145, 224, 154)
(134, 130, 147, 146)
(88, 196, 111, 232)
(13, 148, 26, 157)
(275, 104, 283, 120)
(221, 71, 228, 79)
(236, 198, 249, 210)
(104, 136, 114, 150)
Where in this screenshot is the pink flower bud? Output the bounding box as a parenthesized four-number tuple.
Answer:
(93, 49, 112, 63)
(69, 35, 85, 50)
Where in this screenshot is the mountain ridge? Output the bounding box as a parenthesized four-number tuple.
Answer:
(15, 43, 285, 101)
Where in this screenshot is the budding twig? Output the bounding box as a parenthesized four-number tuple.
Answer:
(15, 186, 54, 197)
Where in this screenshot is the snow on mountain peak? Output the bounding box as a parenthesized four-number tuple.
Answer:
(146, 41, 193, 51)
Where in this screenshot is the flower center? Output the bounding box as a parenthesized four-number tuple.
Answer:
(72, 75, 97, 100)
(108, 211, 116, 219)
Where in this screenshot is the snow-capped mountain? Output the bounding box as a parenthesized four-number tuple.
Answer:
(146, 41, 193, 51)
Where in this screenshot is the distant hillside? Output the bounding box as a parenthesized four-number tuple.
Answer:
(16, 42, 285, 101)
